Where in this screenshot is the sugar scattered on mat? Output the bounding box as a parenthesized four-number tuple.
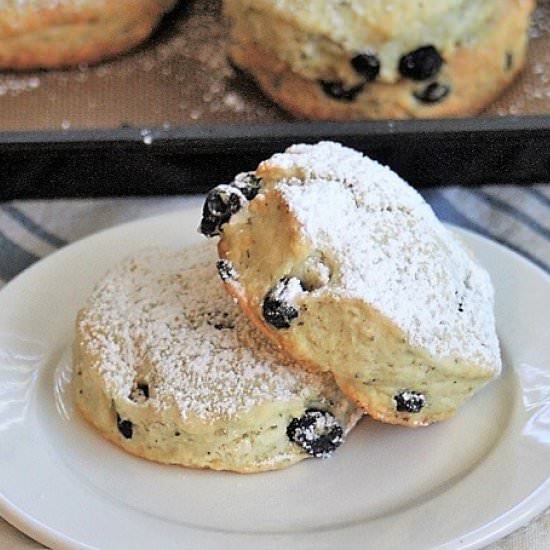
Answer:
(490, 1, 550, 116)
(0, 0, 284, 125)
(0, 75, 40, 96)
(64, 0, 282, 123)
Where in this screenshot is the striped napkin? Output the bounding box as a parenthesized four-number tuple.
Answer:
(0, 187, 547, 287)
(0, 187, 548, 548)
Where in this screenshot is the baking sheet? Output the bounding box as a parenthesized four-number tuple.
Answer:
(0, 0, 549, 132)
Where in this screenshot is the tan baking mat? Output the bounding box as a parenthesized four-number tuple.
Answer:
(0, 0, 548, 132)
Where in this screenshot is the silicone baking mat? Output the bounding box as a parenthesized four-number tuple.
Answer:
(0, 0, 548, 132)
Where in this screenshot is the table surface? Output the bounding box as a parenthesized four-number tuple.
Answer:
(0, 186, 548, 549)
(1, 1, 550, 133)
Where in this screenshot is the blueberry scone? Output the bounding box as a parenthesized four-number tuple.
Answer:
(0, 0, 177, 69)
(224, 0, 534, 119)
(74, 244, 361, 473)
(202, 142, 501, 427)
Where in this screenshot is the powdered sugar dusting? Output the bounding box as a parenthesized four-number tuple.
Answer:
(77, 244, 339, 421)
(270, 277, 304, 304)
(264, 142, 500, 372)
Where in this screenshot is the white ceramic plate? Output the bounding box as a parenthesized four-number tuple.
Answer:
(0, 207, 549, 550)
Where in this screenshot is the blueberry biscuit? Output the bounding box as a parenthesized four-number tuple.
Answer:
(0, 0, 176, 69)
(224, 0, 534, 119)
(73, 244, 361, 472)
(205, 142, 502, 426)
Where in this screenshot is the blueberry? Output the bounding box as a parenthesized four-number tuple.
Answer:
(200, 216, 221, 238)
(116, 414, 133, 439)
(262, 277, 302, 329)
(216, 259, 238, 282)
(200, 185, 246, 237)
(319, 80, 365, 102)
(413, 82, 450, 104)
(351, 52, 380, 81)
(394, 390, 426, 413)
(231, 173, 262, 201)
(287, 409, 344, 458)
(399, 45, 443, 81)
(130, 383, 149, 403)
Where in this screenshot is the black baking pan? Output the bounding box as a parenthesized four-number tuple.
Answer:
(1, 115, 549, 199)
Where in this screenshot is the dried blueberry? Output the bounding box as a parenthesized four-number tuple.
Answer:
(216, 259, 238, 282)
(200, 185, 246, 237)
(287, 409, 344, 458)
(394, 390, 426, 413)
(262, 277, 302, 329)
(413, 82, 450, 104)
(130, 383, 149, 403)
(351, 52, 380, 81)
(319, 80, 365, 102)
(231, 172, 262, 201)
(399, 45, 443, 81)
(116, 414, 133, 439)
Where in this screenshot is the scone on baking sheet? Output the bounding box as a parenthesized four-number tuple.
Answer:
(73, 244, 361, 473)
(224, 0, 534, 119)
(0, 0, 177, 69)
(201, 142, 501, 427)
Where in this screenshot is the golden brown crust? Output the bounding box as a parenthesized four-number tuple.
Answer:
(228, 0, 534, 119)
(0, 0, 177, 69)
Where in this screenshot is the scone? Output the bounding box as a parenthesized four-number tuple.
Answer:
(224, 0, 534, 119)
(73, 244, 361, 473)
(201, 142, 501, 427)
(0, 0, 177, 69)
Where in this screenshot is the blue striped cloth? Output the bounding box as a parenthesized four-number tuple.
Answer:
(421, 185, 550, 274)
(0, 189, 548, 550)
(0, 187, 547, 287)
(0, 195, 203, 286)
